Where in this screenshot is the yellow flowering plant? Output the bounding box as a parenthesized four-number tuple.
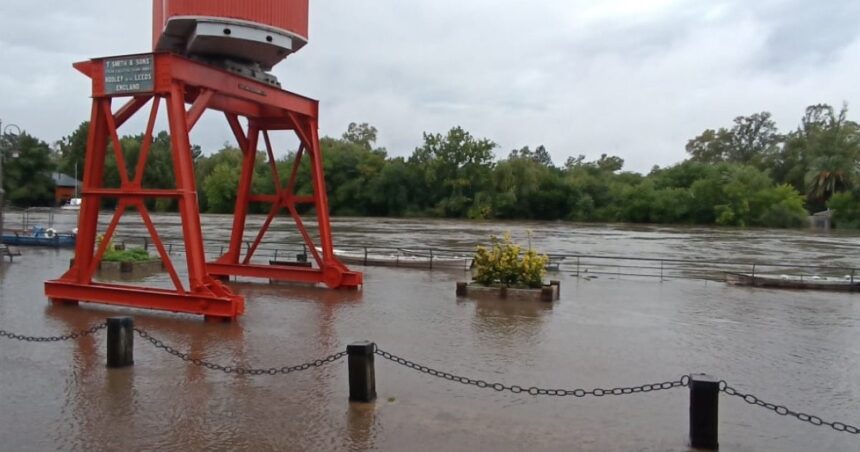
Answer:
(473, 232, 548, 288)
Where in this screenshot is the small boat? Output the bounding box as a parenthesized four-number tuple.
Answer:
(725, 272, 860, 292)
(60, 198, 82, 211)
(1, 226, 76, 248)
(318, 247, 472, 269)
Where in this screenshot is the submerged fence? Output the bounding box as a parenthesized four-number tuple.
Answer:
(106, 235, 860, 284)
(2, 317, 858, 450)
(6, 208, 858, 282)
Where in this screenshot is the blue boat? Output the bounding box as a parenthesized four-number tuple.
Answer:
(1, 226, 76, 248)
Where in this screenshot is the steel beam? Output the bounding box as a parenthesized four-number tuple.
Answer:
(45, 280, 244, 319)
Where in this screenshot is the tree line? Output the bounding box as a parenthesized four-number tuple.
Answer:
(3, 102, 859, 228)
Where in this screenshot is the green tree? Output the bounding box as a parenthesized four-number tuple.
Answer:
(320, 136, 388, 216)
(368, 157, 413, 216)
(39, 106, 860, 227)
(828, 189, 860, 228)
(805, 154, 855, 203)
(686, 112, 782, 166)
(754, 184, 808, 228)
(2, 132, 56, 206)
(773, 104, 860, 206)
(342, 122, 379, 150)
(55, 121, 89, 178)
(197, 146, 243, 213)
(509, 145, 554, 167)
(202, 163, 241, 213)
(410, 126, 496, 217)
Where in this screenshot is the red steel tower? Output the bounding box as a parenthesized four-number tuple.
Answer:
(45, 0, 362, 320)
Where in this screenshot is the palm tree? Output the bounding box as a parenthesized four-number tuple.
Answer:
(805, 155, 856, 202)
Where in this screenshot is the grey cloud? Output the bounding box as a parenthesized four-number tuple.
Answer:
(1, 0, 859, 172)
(756, 0, 860, 67)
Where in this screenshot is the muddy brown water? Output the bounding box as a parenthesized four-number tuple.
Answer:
(1, 212, 859, 451)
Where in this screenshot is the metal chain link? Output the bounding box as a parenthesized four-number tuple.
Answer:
(134, 327, 347, 376)
(5, 324, 858, 437)
(0, 323, 107, 342)
(375, 347, 689, 396)
(720, 381, 860, 435)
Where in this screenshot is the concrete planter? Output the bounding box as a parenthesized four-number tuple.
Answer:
(98, 259, 164, 280)
(456, 280, 561, 302)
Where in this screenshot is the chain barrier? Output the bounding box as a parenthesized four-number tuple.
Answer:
(0, 323, 107, 342)
(134, 327, 347, 376)
(375, 347, 688, 396)
(720, 381, 860, 435)
(3, 324, 859, 437)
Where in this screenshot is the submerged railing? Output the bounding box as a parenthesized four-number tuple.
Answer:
(107, 235, 860, 283)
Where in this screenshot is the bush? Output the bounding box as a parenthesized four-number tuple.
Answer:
(829, 190, 860, 228)
(473, 233, 548, 288)
(103, 247, 153, 263)
(753, 184, 808, 228)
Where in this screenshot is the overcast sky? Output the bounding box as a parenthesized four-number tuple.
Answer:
(1, 0, 859, 173)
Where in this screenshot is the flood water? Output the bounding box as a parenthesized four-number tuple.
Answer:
(1, 212, 859, 451)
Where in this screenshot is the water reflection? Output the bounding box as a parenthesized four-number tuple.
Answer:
(230, 282, 361, 351)
(44, 303, 100, 372)
(346, 402, 379, 450)
(229, 282, 363, 304)
(466, 297, 552, 349)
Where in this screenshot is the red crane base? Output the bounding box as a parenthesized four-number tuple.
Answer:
(44, 52, 362, 321)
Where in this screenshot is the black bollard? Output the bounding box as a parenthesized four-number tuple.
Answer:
(107, 317, 134, 368)
(689, 373, 719, 450)
(456, 282, 468, 296)
(348, 341, 377, 403)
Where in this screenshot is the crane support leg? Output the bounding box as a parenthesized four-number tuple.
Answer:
(45, 53, 361, 321)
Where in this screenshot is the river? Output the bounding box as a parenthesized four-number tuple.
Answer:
(0, 212, 858, 451)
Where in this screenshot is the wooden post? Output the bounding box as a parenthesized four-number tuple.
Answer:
(106, 317, 134, 368)
(348, 341, 377, 403)
(689, 373, 719, 450)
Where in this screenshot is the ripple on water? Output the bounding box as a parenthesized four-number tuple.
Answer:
(2, 216, 860, 451)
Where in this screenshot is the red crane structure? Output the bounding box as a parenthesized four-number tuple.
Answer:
(45, 0, 362, 321)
